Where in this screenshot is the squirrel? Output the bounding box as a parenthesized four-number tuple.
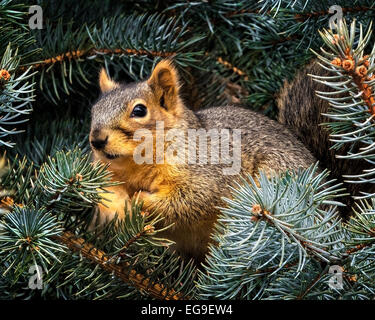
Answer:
(277, 60, 375, 214)
(89, 59, 317, 262)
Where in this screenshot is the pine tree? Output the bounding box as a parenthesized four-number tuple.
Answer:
(2, 0, 375, 300)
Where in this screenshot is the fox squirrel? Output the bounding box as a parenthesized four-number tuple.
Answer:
(89, 60, 316, 262)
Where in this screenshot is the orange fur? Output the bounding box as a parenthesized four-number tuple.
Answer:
(99, 68, 119, 92)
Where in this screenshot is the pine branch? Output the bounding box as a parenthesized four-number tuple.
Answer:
(87, 13, 204, 80)
(344, 198, 375, 255)
(197, 164, 346, 299)
(0, 206, 66, 280)
(311, 19, 375, 196)
(0, 44, 36, 147)
(248, 205, 336, 263)
(35, 148, 118, 214)
(0, 154, 34, 204)
(21, 48, 176, 71)
(55, 231, 187, 300)
(8, 118, 90, 168)
(215, 56, 249, 80)
(296, 269, 325, 300)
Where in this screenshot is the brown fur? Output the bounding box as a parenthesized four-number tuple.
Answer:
(90, 60, 317, 262)
(277, 60, 375, 213)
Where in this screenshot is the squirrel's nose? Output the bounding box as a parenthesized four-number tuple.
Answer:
(91, 136, 108, 150)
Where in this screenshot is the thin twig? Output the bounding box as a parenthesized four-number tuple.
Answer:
(54, 231, 187, 300)
(21, 48, 175, 71)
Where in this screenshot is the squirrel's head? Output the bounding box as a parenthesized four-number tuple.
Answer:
(90, 59, 185, 164)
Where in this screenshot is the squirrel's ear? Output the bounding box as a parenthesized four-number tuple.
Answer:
(99, 68, 119, 93)
(147, 60, 180, 109)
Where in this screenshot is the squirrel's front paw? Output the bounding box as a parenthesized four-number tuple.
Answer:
(136, 190, 159, 208)
(89, 185, 131, 230)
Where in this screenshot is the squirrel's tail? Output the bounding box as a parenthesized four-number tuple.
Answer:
(277, 60, 374, 212)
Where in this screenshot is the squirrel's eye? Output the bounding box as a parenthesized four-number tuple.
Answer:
(130, 104, 147, 118)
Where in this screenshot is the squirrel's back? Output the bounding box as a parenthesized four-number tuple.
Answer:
(197, 105, 316, 175)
